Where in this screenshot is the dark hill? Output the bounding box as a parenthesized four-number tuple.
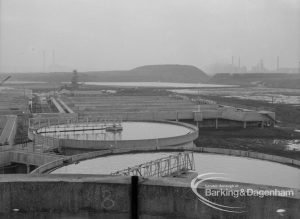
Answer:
(129, 65, 209, 83)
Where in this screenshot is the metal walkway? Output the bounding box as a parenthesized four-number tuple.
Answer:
(111, 152, 195, 177)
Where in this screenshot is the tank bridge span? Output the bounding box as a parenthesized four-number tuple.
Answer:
(111, 151, 195, 177)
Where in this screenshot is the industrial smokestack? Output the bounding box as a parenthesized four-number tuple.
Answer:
(52, 50, 55, 65)
(231, 56, 235, 73)
(42, 50, 46, 72)
(277, 56, 279, 72)
(260, 59, 264, 72)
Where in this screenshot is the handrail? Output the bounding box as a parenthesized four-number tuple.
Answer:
(111, 151, 195, 177)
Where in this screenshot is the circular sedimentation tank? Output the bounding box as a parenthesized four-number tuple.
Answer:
(36, 121, 198, 151)
(39, 121, 194, 140)
(51, 152, 300, 189)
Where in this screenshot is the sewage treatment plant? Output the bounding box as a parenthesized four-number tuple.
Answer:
(0, 73, 299, 219)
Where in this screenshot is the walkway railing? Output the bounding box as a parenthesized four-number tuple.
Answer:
(29, 116, 122, 130)
(111, 152, 195, 177)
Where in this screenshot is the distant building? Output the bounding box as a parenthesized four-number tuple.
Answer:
(250, 60, 268, 73)
(277, 68, 299, 74)
(207, 63, 247, 74)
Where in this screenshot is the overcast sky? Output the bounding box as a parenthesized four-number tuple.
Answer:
(0, 0, 299, 73)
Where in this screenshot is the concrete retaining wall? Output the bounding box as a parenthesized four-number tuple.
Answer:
(0, 175, 299, 218)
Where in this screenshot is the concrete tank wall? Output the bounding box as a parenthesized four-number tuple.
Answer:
(60, 129, 197, 151)
(31, 120, 198, 152)
(0, 175, 298, 219)
(31, 146, 300, 175)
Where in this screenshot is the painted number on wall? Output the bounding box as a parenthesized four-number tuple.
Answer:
(101, 190, 115, 209)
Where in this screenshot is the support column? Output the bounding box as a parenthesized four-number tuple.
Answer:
(32, 135, 35, 152)
(131, 176, 139, 219)
(26, 164, 30, 173)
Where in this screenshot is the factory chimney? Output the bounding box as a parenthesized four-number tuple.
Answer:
(52, 50, 55, 65)
(231, 56, 235, 73)
(260, 59, 264, 72)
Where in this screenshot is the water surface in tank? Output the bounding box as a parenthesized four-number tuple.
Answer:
(51, 152, 300, 189)
(40, 121, 194, 141)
